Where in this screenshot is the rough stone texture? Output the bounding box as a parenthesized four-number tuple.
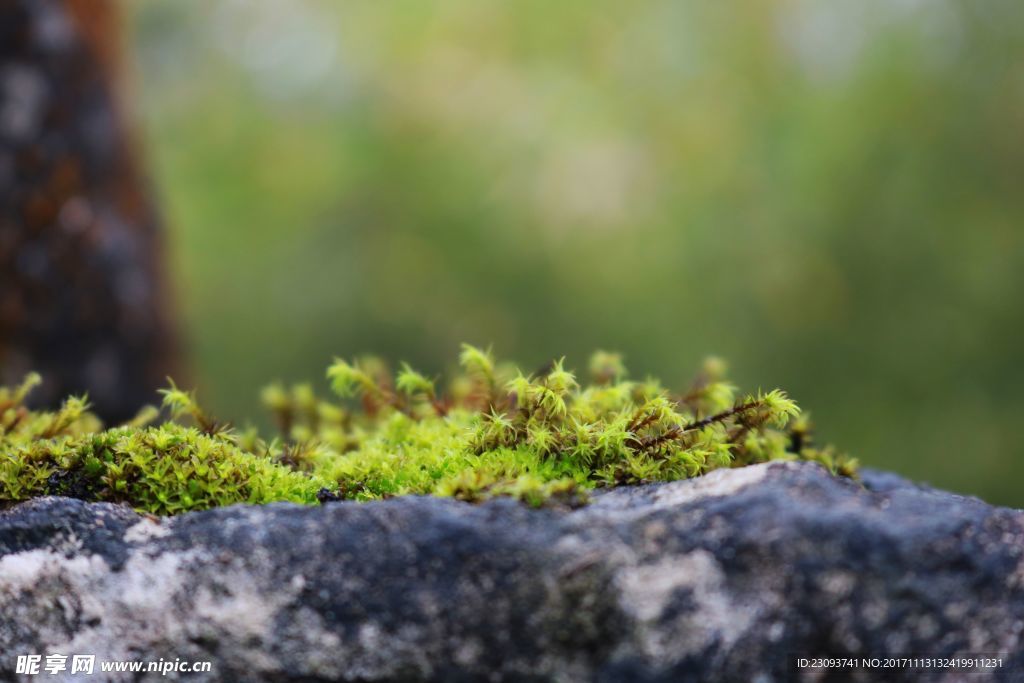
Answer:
(1, 461, 1023, 682)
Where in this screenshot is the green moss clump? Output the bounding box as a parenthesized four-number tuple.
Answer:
(0, 374, 322, 513)
(0, 346, 856, 514)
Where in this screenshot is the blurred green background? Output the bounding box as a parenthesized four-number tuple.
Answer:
(127, 0, 1024, 505)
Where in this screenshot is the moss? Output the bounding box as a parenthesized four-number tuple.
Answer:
(0, 346, 856, 514)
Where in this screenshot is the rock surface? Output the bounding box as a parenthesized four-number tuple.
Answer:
(1, 461, 1023, 682)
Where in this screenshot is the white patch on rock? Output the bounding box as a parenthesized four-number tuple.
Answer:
(0, 546, 206, 662)
(191, 565, 296, 672)
(105, 551, 191, 637)
(587, 461, 784, 521)
(615, 550, 756, 662)
(0, 549, 106, 591)
(124, 518, 171, 543)
(647, 463, 774, 507)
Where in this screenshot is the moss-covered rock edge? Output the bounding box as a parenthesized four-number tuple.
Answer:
(0, 345, 856, 514)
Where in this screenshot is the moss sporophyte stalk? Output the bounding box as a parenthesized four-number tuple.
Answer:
(0, 345, 857, 515)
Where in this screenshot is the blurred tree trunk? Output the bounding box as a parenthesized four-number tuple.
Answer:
(0, 0, 179, 423)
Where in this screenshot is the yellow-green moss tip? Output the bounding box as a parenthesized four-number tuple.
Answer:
(0, 346, 857, 514)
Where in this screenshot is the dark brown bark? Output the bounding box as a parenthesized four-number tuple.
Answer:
(0, 0, 179, 423)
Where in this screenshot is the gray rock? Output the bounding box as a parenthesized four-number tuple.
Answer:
(1, 461, 1023, 682)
